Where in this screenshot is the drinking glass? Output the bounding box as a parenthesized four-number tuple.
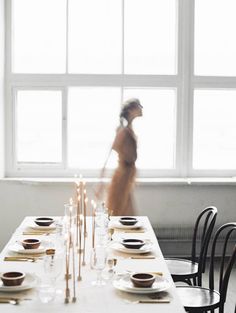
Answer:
(90, 245, 107, 286)
(38, 283, 56, 304)
(43, 252, 63, 286)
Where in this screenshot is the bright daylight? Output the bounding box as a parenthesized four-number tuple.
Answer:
(0, 0, 235, 312)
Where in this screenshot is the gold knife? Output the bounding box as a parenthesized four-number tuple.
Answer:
(130, 256, 156, 259)
(138, 299, 170, 303)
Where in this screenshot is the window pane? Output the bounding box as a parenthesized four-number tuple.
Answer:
(68, 88, 121, 168)
(124, 0, 177, 74)
(195, 0, 236, 76)
(16, 90, 62, 163)
(12, 0, 66, 73)
(123, 88, 176, 169)
(68, 0, 122, 74)
(193, 90, 236, 169)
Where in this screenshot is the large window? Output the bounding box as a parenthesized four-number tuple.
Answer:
(5, 0, 236, 177)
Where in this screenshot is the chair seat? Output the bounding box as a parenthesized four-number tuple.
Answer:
(165, 258, 198, 277)
(177, 285, 220, 311)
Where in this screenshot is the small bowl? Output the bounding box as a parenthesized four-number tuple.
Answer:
(34, 217, 54, 227)
(130, 273, 155, 288)
(0, 272, 25, 287)
(22, 238, 41, 250)
(121, 239, 145, 249)
(119, 217, 138, 226)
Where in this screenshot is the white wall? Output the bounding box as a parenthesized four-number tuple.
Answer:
(0, 180, 235, 250)
(0, 0, 4, 178)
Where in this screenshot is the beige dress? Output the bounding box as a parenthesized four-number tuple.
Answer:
(106, 126, 137, 216)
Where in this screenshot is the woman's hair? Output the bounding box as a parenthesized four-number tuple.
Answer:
(120, 98, 141, 125)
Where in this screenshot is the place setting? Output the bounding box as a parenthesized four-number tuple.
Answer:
(0, 271, 38, 294)
(109, 217, 144, 231)
(113, 271, 171, 304)
(23, 217, 57, 235)
(110, 237, 155, 259)
(5, 238, 47, 262)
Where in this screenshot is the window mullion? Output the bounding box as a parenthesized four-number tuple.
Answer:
(178, 0, 195, 177)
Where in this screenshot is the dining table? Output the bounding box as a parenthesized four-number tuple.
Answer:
(0, 216, 185, 313)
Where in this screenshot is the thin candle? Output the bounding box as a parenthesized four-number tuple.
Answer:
(82, 198, 88, 265)
(76, 194, 80, 247)
(78, 213, 83, 281)
(65, 235, 70, 303)
(91, 200, 96, 248)
(84, 193, 87, 237)
(71, 229, 76, 303)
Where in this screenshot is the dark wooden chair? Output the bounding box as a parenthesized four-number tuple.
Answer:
(177, 222, 236, 313)
(165, 206, 218, 286)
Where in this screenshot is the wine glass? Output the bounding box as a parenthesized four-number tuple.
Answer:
(90, 245, 107, 286)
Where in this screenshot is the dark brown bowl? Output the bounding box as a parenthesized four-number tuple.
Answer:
(1, 272, 25, 286)
(121, 239, 145, 249)
(119, 217, 138, 226)
(34, 217, 54, 227)
(130, 273, 155, 288)
(22, 238, 41, 249)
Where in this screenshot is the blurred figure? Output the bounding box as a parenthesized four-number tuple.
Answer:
(106, 98, 143, 216)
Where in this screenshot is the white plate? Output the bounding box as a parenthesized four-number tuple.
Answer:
(109, 221, 143, 230)
(0, 273, 38, 292)
(111, 242, 153, 254)
(113, 275, 170, 294)
(28, 223, 56, 231)
(8, 243, 46, 255)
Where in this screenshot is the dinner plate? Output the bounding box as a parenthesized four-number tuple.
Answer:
(113, 275, 170, 294)
(8, 243, 46, 255)
(109, 221, 143, 230)
(111, 242, 153, 254)
(0, 273, 38, 292)
(28, 223, 56, 231)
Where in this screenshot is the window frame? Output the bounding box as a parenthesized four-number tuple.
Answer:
(5, 0, 236, 178)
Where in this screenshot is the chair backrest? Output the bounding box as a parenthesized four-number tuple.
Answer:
(209, 223, 236, 313)
(191, 206, 218, 284)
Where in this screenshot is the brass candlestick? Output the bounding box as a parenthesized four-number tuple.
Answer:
(91, 200, 96, 248)
(64, 235, 70, 303)
(71, 230, 77, 303)
(82, 197, 88, 266)
(78, 215, 82, 281)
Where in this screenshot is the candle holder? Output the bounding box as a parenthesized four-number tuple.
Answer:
(64, 201, 77, 304)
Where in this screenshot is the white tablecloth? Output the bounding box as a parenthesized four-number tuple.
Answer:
(0, 216, 185, 313)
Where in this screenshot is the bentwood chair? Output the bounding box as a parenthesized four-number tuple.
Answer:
(177, 222, 236, 313)
(165, 206, 218, 286)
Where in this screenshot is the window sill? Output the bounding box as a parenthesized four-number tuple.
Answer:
(2, 177, 236, 186)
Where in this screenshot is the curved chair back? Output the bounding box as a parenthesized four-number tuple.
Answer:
(191, 206, 218, 285)
(209, 223, 236, 313)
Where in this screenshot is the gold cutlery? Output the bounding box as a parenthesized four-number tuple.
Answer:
(149, 271, 163, 276)
(0, 299, 20, 305)
(4, 256, 43, 262)
(138, 299, 170, 303)
(125, 299, 170, 304)
(124, 230, 146, 233)
(125, 270, 163, 276)
(22, 232, 53, 235)
(130, 256, 156, 259)
(0, 297, 32, 305)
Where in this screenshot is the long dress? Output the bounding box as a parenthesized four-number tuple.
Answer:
(106, 126, 137, 216)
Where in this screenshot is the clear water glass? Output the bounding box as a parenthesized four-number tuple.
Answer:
(90, 245, 107, 286)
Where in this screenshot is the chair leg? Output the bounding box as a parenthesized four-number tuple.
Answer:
(193, 277, 197, 286)
(185, 278, 192, 285)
